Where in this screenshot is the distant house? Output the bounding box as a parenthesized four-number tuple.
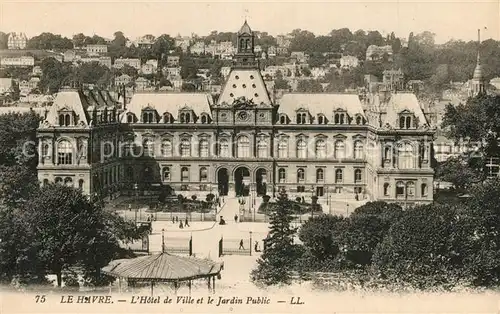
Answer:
(141, 63, 155, 75)
(63, 50, 77, 62)
(32, 66, 43, 76)
(221, 66, 231, 79)
(113, 58, 141, 70)
(340, 55, 359, 68)
(366, 45, 393, 61)
(267, 46, 277, 57)
(135, 35, 155, 49)
(0, 56, 35, 67)
(190, 41, 206, 55)
(0, 78, 13, 94)
(135, 77, 150, 90)
(490, 77, 500, 90)
(146, 59, 158, 68)
(115, 74, 132, 86)
(291, 51, 308, 63)
(79, 56, 112, 68)
(167, 55, 180, 66)
(164, 67, 181, 79)
(85, 44, 108, 55)
(7, 32, 27, 49)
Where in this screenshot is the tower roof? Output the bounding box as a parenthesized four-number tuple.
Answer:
(238, 20, 252, 35)
(473, 52, 484, 81)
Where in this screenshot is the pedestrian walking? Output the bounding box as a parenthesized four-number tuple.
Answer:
(128, 204, 132, 211)
(185, 217, 189, 227)
(179, 221, 184, 229)
(234, 214, 238, 223)
(172, 217, 175, 224)
(239, 239, 245, 250)
(254, 241, 261, 252)
(175, 216, 178, 223)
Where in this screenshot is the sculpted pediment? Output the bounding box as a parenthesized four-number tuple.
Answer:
(333, 134, 347, 139)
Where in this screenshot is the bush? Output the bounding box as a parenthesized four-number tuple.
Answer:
(262, 195, 271, 203)
(177, 194, 184, 202)
(295, 197, 302, 202)
(191, 195, 197, 201)
(206, 193, 215, 202)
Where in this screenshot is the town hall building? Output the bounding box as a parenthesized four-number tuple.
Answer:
(36, 21, 435, 205)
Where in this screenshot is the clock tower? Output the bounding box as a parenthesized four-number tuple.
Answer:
(234, 20, 257, 68)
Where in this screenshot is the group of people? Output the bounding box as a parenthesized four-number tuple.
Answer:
(238, 240, 261, 252)
(172, 216, 190, 229)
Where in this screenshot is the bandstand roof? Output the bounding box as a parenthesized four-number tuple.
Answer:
(101, 252, 223, 282)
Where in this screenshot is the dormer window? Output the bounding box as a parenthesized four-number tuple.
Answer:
(399, 113, 414, 129)
(296, 112, 308, 124)
(163, 112, 172, 123)
(180, 111, 193, 123)
(317, 114, 327, 124)
(58, 111, 74, 126)
(279, 114, 288, 124)
(200, 114, 210, 124)
(334, 112, 346, 125)
(126, 113, 136, 123)
(355, 115, 363, 125)
(142, 109, 157, 123)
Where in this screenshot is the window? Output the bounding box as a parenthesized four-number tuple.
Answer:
(143, 139, 154, 157)
(237, 136, 250, 158)
(180, 138, 191, 157)
(257, 139, 268, 158)
(201, 115, 209, 124)
(180, 112, 191, 123)
(383, 183, 390, 196)
(356, 116, 363, 125)
(278, 168, 286, 183)
(421, 183, 428, 197)
(354, 169, 362, 183)
(398, 142, 414, 169)
(200, 167, 208, 182)
(296, 139, 307, 158)
(396, 181, 405, 198)
(399, 115, 413, 129)
(334, 113, 345, 124)
(199, 139, 209, 157)
(127, 113, 135, 123)
(55, 177, 63, 184)
(163, 113, 171, 123)
(42, 143, 49, 157)
(315, 139, 326, 158)
(279, 115, 286, 124)
(335, 169, 343, 183)
(297, 168, 305, 183)
(181, 167, 189, 182)
(406, 181, 415, 197)
(58, 113, 72, 126)
(316, 186, 324, 197)
(318, 115, 326, 124)
(354, 141, 364, 159)
(278, 139, 288, 158)
(334, 140, 345, 159)
(57, 140, 73, 165)
(161, 139, 172, 157)
(162, 167, 171, 181)
(296, 113, 307, 124)
(64, 177, 73, 187)
(219, 139, 230, 157)
(316, 168, 324, 183)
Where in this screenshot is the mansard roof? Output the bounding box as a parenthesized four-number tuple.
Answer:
(45, 90, 91, 125)
(120, 92, 213, 122)
(218, 68, 272, 106)
(381, 92, 428, 127)
(278, 93, 365, 119)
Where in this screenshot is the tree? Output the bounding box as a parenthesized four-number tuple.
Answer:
(274, 70, 290, 90)
(112, 31, 127, 48)
(0, 184, 145, 287)
(435, 157, 483, 191)
(251, 191, 301, 285)
(72, 33, 86, 48)
(39, 57, 71, 94)
(297, 79, 323, 92)
(26, 32, 73, 50)
(0, 32, 8, 49)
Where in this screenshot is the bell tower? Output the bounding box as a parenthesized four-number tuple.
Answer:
(234, 20, 257, 68)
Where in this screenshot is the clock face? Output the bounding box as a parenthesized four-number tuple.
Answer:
(259, 112, 266, 118)
(238, 111, 249, 121)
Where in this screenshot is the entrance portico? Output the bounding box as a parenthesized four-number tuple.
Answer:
(214, 164, 272, 197)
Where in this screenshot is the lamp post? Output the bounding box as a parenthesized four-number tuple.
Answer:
(249, 231, 253, 256)
(134, 183, 138, 224)
(311, 185, 315, 218)
(161, 228, 165, 253)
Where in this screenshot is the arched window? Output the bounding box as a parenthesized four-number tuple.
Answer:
(399, 116, 405, 129)
(42, 143, 49, 156)
(201, 115, 208, 124)
(334, 140, 345, 159)
(257, 139, 268, 158)
(162, 167, 171, 181)
(127, 113, 135, 123)
(64, 177, 73, 187)
(398, 142, 414, 169)
(383, 183, 390, 196)
(318, 115, 325, 124)
(354, 141, 364, 159)
(55, 177, 63, 185)
(279, 115, 286, 124)
(335, 169, 343, 183)
(237, 136, 250, 158)
(316, 168, 324, 183)
(59, 114, 64, 126)
(296, 139, 307, 158)
(163, 113, 171, 123)
(219, 139, 230, 157)
(297, 168, 305, 183)
(199, 139, 209, 157)
(180, 113, 186, 123)
(64, 114, 71, 126)
(296, 113, 307, 124)
(78, 179, 84, 190)
(399, 115, 413, 129)
(315, 139, 326, 158)
(406, 181, 415, 197)
(278, 168, 286, 183)
(406, 116, 412, 128)
(199, 167, 208, 182)
(354, 169, 362, 183)
(180, 138, 191, 157)
(396, 181, 405, 198)
(161, 139, 172, 157)
(356, 116, 363, 125)
(421, 183, 428, 197)
(278, 139, 288, 158)
(57, 140, 73, 165)
(334, 113, 345, 124)
(143, 139, 154, 156)
(181, 167, 189, 182)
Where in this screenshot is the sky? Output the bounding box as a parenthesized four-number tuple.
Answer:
(0, 0, 499, 44)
